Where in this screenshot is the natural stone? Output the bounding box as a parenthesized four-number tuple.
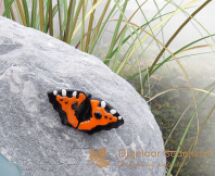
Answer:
(0, 17, 166, 176)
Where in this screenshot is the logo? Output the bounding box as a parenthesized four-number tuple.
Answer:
(89, 148, 110, 168)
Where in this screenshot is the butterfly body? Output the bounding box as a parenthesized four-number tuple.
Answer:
(48, 89, 124, 134)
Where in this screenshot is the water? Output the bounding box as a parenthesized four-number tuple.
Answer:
(0, 154, 21, 176)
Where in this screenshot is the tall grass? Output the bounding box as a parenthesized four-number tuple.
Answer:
(1, 0, 214, 175)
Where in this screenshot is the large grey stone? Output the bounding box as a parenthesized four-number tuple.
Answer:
(0, 17, 166, 176)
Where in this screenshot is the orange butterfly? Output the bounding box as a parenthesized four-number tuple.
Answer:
(48, 89, 124, 134)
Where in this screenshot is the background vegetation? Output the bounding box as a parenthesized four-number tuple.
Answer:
(1, 0, 214, 175)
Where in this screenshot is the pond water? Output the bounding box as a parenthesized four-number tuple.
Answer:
(0, 154, 21, 176)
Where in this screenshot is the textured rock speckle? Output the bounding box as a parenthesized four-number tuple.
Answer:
(0, 37, 22, 55)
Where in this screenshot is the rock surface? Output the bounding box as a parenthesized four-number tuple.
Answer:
(0, 17, 166, 176)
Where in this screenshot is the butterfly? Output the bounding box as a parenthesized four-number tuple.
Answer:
(48, 89, 124, 134)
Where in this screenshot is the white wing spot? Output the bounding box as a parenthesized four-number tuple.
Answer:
(62, 89, 67, 96)
(73, 91, 77, 97)
(118, 116, 123, 120)
(101, 101, 106, 108)
(53, 90, 57, 95)
(110, 109, 117, 114)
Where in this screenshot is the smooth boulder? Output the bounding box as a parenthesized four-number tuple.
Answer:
(0, 17, 166, 176)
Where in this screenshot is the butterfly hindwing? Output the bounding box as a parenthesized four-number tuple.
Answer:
(78, 99, 124, 134)
(48, 89, 124, 134)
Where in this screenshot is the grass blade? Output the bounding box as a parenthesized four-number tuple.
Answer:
(168, 0, 214, 44)
(116, 0, 147, 43)
(166, 85, 214, 175)
(31, 0, 37, 28)
(84, 0, 97, 52)
(129, 34, 214, 79)
(80, 0, 86, 51)
(10, 6, 16, 20)
(148, 87, 214, 103)
(57, 0, 63, 39)
(48, 0, 53, 36)
(63, 0, 76, 43)
(68, 0, 82, 42)
(22, 0, 29, 26)
(39, 0, 44, 31)
(148, 0, 212, 75)
(72, 0, 103, 38)
(89, 0, 111, 53)
(62, 0, 67, 32)
(104, 0, 128, 64)
(44, 0, 49, 32)
(167, 114, 194, 176)
(113, 1, 200, 75)
(16, 0, 26, 25)
(52, 4, 58, 18)
(151, 34, 214, 75)
(89, 0, 117, 53)
(112, 26, 127, 71)
(175, 104, 214, 175)
(3, 0, 14, 18)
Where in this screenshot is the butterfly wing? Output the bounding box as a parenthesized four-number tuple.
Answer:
(78, 99, 124, 134)
(48, 89, 90, 128)
(48, 89, 124, 134)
